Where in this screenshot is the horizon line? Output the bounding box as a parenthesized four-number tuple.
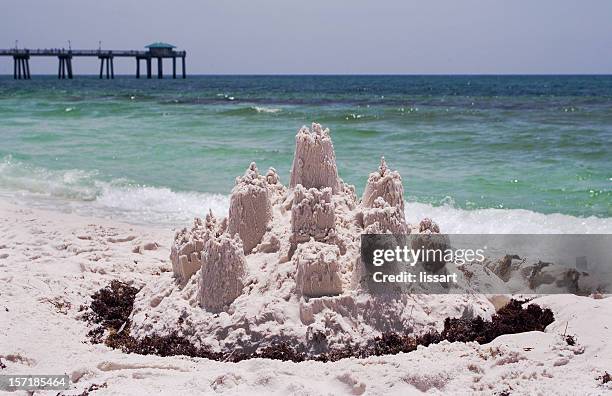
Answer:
(2, 73, 612, 77)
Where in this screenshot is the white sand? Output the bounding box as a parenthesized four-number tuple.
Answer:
(2, 198, 612, 395)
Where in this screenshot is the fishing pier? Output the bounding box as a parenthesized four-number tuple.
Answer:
(0, 42, 186, 79)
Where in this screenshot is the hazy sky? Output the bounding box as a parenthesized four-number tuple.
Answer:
(1, 0, 611, 74)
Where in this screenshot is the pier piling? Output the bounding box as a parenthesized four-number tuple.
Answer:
(13, 55, 31, 79)
(98, 55, 114, 79)
(146, 58, 152, 78)
(25, 58, 31, 79)
(57, 55, 73, 79)
(157, 57, 163, 79)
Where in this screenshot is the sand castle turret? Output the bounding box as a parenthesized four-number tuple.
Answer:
(200, 234, 246, 312)
(290, 123, 341, 193)
(362, 157, 405, 213)
(294, 240, 342, 297)
(359, 158, 408, 234)
(362, 197, 408, 235)
(228, 162, 273, 254)
(171, 211, 224, 282)
(291, 185, 335, 244)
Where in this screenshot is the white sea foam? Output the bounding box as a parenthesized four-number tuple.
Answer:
(0, 156, 228, 227)
(252, 106, 282, 113)
(0, 156, 100, 201)
(405, 201, 612, 234)
(93, 189, 610, 234)
(94, 185, 229, 226)
(88, 189, 612, 233)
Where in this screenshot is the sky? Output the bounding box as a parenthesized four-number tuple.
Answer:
(1, 0, 611, 75)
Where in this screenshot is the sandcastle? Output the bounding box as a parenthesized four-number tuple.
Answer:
(134, 122, 595, 353)
(143, 122, 499, 353)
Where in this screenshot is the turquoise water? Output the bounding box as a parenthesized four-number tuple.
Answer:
(0, 75, 610, 227)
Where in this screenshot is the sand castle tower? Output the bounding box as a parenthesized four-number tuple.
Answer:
(290, 123, 341, 193)
(287, 123, 345, 294)
(291, 185, 336, 244)
(294, 240, 343, 297)
(362, 197, 408, 235)
(170, 212, 224, 282)
(360, 158, 408, 234)
(200, 234, 246, 312)
(228, 162, 273, 254)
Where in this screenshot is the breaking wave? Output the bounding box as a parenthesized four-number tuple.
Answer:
(0, 156, 610, 232)
(219, 106, 283, 116)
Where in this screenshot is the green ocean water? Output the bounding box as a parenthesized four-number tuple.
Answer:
(0, 75, 610, 228)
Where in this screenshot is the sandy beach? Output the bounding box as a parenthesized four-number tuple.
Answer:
(1, 192, 611, 395)
(2, 0, 612, 394)
(3, 0, 612, 393)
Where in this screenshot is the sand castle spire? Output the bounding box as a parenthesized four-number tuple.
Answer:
(358, 157, 408, 234)
(362, 156, 405, 214)
(379, 156, 388, 176)
(289, 123, 341, 193)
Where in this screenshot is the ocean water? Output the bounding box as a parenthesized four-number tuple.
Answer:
(0, 75, 610, 232)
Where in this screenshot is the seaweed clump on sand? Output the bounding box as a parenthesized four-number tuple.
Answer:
(84, 280, 139, 343)
(599, 372, 611, 384)
(441, 299, 554, 344)
(84, 281, 555, 363)
(330, 299, 554, 360)
(83, 280, 223, 360)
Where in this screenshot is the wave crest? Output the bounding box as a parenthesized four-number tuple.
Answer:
(219, 106, 282, 116)
(0, 157, 610, 231)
